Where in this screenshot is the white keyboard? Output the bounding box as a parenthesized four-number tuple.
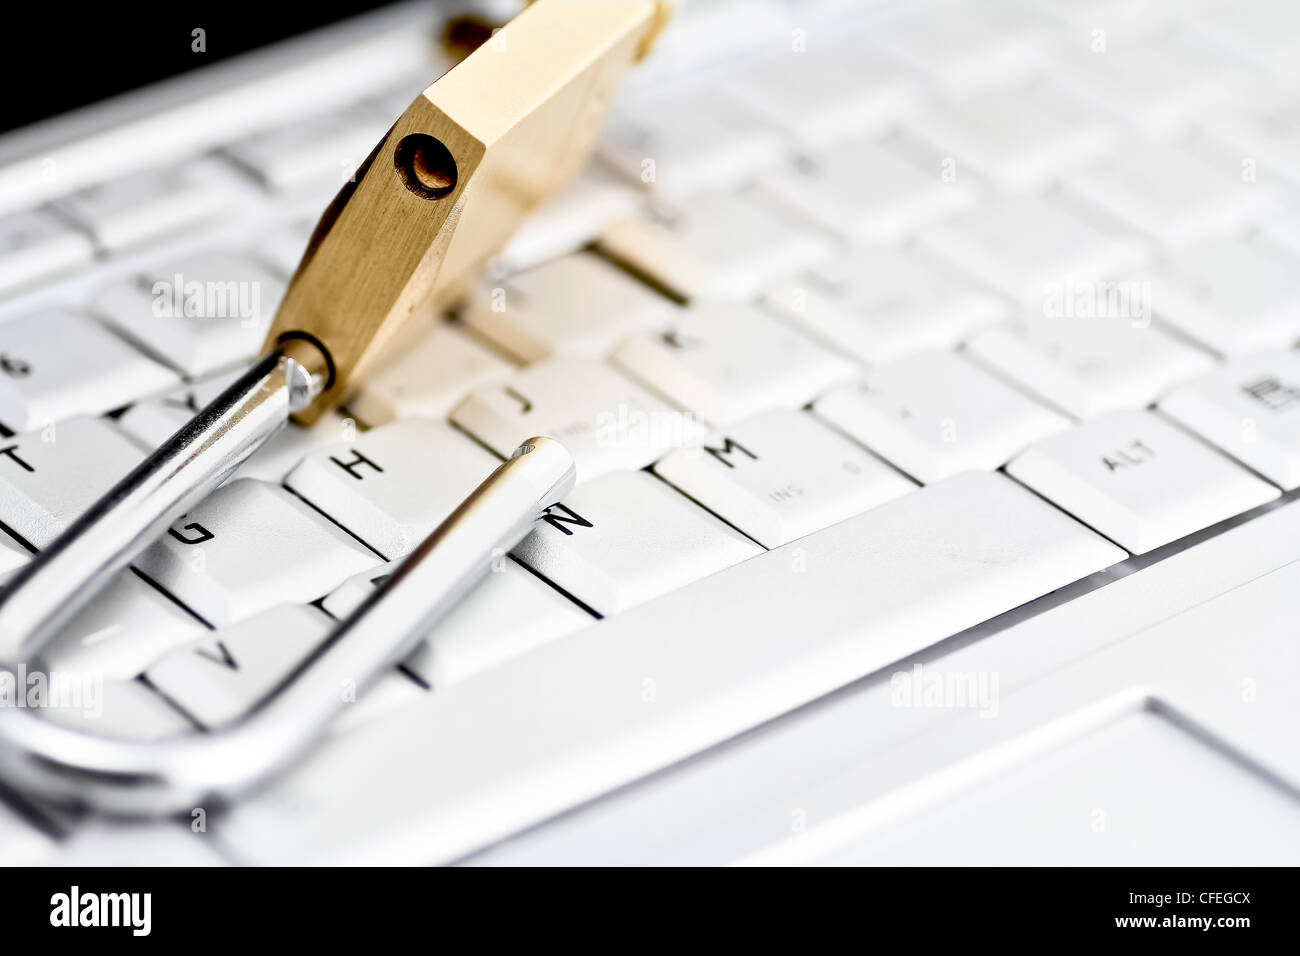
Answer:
(4, 0, 1300, 864)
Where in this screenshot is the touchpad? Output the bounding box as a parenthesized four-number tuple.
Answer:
(821, 707, 1300, 865)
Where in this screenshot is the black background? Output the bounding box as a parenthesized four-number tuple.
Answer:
(0, 1, 405, 134)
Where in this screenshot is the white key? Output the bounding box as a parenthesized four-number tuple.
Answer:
(814, 350, 1068, 483)
(908, 81, 1115, 190)
(330, 670, 427, 737)
(36, 677, 193, 741)
(462, 252, 676, 362)
(597, 190, 834, 302)
(230, 408, 355, 485)
(451, 357, 701, 482)
(611, 303, 856, 425)
(286, 418, 501, 559)
(147, 604, 333, 728)
(1159, 351, 1300, 489)
(95, 251, 286, 376)
(0, 416, 143, 548)
(496, 165, 641, 273)
(512, 469, 762, 615)
(55, 164, 232, 251)
(0, 308, 178, 432)
(254, 219, 314, 277)
(0, 209, 94, 294)
(324, 559, 595, 687)
(1053, 31, 1245, 137)
(1145, 239, 1300, 356)
(116, 369, 244, 448)
(224, 107, 387, 195)
(654, 409, 915, 547)
(348, 324, 513, 427)
(1065, 142, 1272, 248)
(36, 571, 206, 680)
(135, 478, 380, 625)
(759, 138, 977, 244)
(868, 3, 1045, 94)
(964, 313, 1214, 419)
(1006, 409, 1279, 554)
(921, 195, 1147, 306)
(762, 249, 1006, 365)
(219, 471, 1123, 864)
(720, 44, 917, 149)
(597, 89, 783, 199)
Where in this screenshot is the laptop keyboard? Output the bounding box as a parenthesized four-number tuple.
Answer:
(4, 0, 1300, 858)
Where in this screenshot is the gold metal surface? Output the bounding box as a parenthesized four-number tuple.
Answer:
(263, 0, 670, 423)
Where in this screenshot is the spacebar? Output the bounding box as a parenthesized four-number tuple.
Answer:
(218, 471, 1124, 864)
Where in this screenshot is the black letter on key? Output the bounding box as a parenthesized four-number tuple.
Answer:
(0, 445, 34, 472)
(703, 437, 757, 469)
(169, 522, 214, 544)
(540, 503, 593, 536)
(330, 450, 384, 480)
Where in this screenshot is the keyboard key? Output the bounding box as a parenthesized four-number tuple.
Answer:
(254, 219, 314, 278)
(229, 408, 355, 485)
(814, 350, 1068, 483)
(1145, 239, 1300, 356)
(462, 252, 676, 362)
(37, 676, 193, 741)
(36, 571, 206, 680)
(921, 195, 1147, 306)
(762, 249, 1005, 365)
(1159, 351, 1300, 489)
(286, 418, 501, 559)
(329, 670, 427, 737)
(965, 313, 1213, 419)
(324, 559, 595, 687)
(654, 409, 915, 547)
(496, 165, 641, 273)
(512, 469, 762, 615)
(0, 308, 178, 432)
(0, 416, 143, 548)
(349, 324, 513, 427)
(1006, 409, 1279, 553)
(224, 107, 387, 195)
(135, 478, 380, 625)
(597, 89, 783, 199)
(1053, 31, 1246, 137)
(451, 357, 702, 482)
(598, 189, 834, 301)
(147, 604, 333, 728)
(220, 471, 1124, 864)
(868, 3, 1045, 94)
(908, 81, 1115, 190)
(611, 303, 856, 425)
(116, 369, 244, 448)
(0, 209, 94, 295)
(55, 164, 232, 252)
(95, 251, 286, 376)
(759, 137, 977, 244)
(1065, 142, 1272, 247)
(720, 43, 917, 149)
